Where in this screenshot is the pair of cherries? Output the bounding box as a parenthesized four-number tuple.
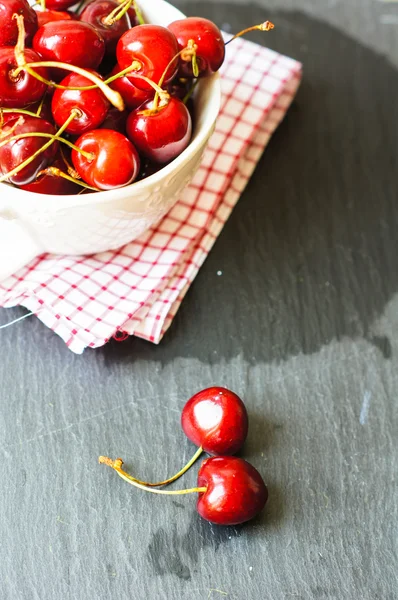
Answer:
(0, 0, 274, 192)
(99, 386, 268, 526)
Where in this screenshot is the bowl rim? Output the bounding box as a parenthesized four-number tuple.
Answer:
(1, 0, 222, 208)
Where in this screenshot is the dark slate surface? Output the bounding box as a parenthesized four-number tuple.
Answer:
(1, 2, 397, 599)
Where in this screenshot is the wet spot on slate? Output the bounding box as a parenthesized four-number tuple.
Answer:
(147, 517, 242, 578)
(100, 4, 398, 367)
(367, 335, 392, 359)
(147, 527, 192, 580)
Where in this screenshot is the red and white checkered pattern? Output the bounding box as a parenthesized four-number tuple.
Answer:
(0, 38, 302, 353)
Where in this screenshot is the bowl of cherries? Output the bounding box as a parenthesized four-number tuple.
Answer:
(0, 0, 226, 278)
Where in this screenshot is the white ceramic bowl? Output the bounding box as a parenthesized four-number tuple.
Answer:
(0, 0, 221, 282)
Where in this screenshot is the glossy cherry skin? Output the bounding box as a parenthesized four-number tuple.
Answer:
(21, 154, 81, 195)
(168, 77, 190, 101)
(80, 0, 130, 58)
(0, 115, 58, 185)
(168, 17, 225, 77)
(45, 0, 78, 9)
(0, 111, 20, 126)
(26, 97, 54, 123)
(51, 72, 110, 135)
(0, 47, 49, 108)
(71, 129, 140, 190)
(168, 78, 195, 124)
(33, 21, 105, 81)
(116, 24, 179, 92)
(0, 0, 38, 47)
(36, 9, 74, 28)
(181, 387, 248, 455)
(99, 106, 128, 134)
(126, 96, 192, 164)
(109, 64, 153, 110)
(197, 457, 268, 525)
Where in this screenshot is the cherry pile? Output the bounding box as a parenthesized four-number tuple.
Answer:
(0, 0, 274, 194)
(99, 387, 268, 526)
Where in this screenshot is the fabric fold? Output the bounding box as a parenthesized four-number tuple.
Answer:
(0, 38, 302, 353)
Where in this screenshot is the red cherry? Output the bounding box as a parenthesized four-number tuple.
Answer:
(51, 72, 110, 135)
(126, 96, 192, 164)
(196, 456, 268, 525)
(116, 24, 179, 91)
(45, 0, 78, 9)
(168, 17, 225, 77)
(33, 21, 105, 81)
(27, 96, 54, 123)
(109, 64, 153, 110)
(168, 77, 190, 101)
(21, 153, 81, 195)
(36, 9, 74, 28)
(0, 0, 38, 47)
(181, 387, 248, 455)
(0, 110, 20, 125)
(71, 129, 140, 190)
(99, 106, 128, 134)
(0, 47, 49, 107)
(168, 77, 195, 123)
(80, 0, 131, 58)
(0, 114, 58, 185)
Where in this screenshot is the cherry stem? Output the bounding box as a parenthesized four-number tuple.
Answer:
(224, 20, 275, 45)
(127, 73, 170, 114)
(13, 14, 27, 68)
(18, 62, 124, 110)
(0, 131, 93, 163)
(11, 17, 125, 112)
(132, 0, 145, 25)
(152, 43, 197, 111)
(102, 0, 132, 26)
(12, 66, 87, 92)
(35, 94, 46, 116)
(74, 0, 86, 13)
(0, 110, 80, 183)
(180, 39, 199, 78)
(99, 456, 207, 495)
(58, 135, 93, 158)
(60, 145, 81, 179)
(38, 166, 99, 191)
(0, 114, 24, 138)
(105, 61, 141, 84)
(1, 108, 41, 119)
(123, 71, 166, 99)
(0, 131, 92, 158)
(183, 79, 199, 105)
(122, 446, 204, 487)
(16, 62, 142, 94)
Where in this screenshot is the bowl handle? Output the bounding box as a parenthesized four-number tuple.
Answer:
(0, 212, 43, 283)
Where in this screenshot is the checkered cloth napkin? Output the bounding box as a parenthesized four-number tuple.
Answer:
(0, 38, 302, 353)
